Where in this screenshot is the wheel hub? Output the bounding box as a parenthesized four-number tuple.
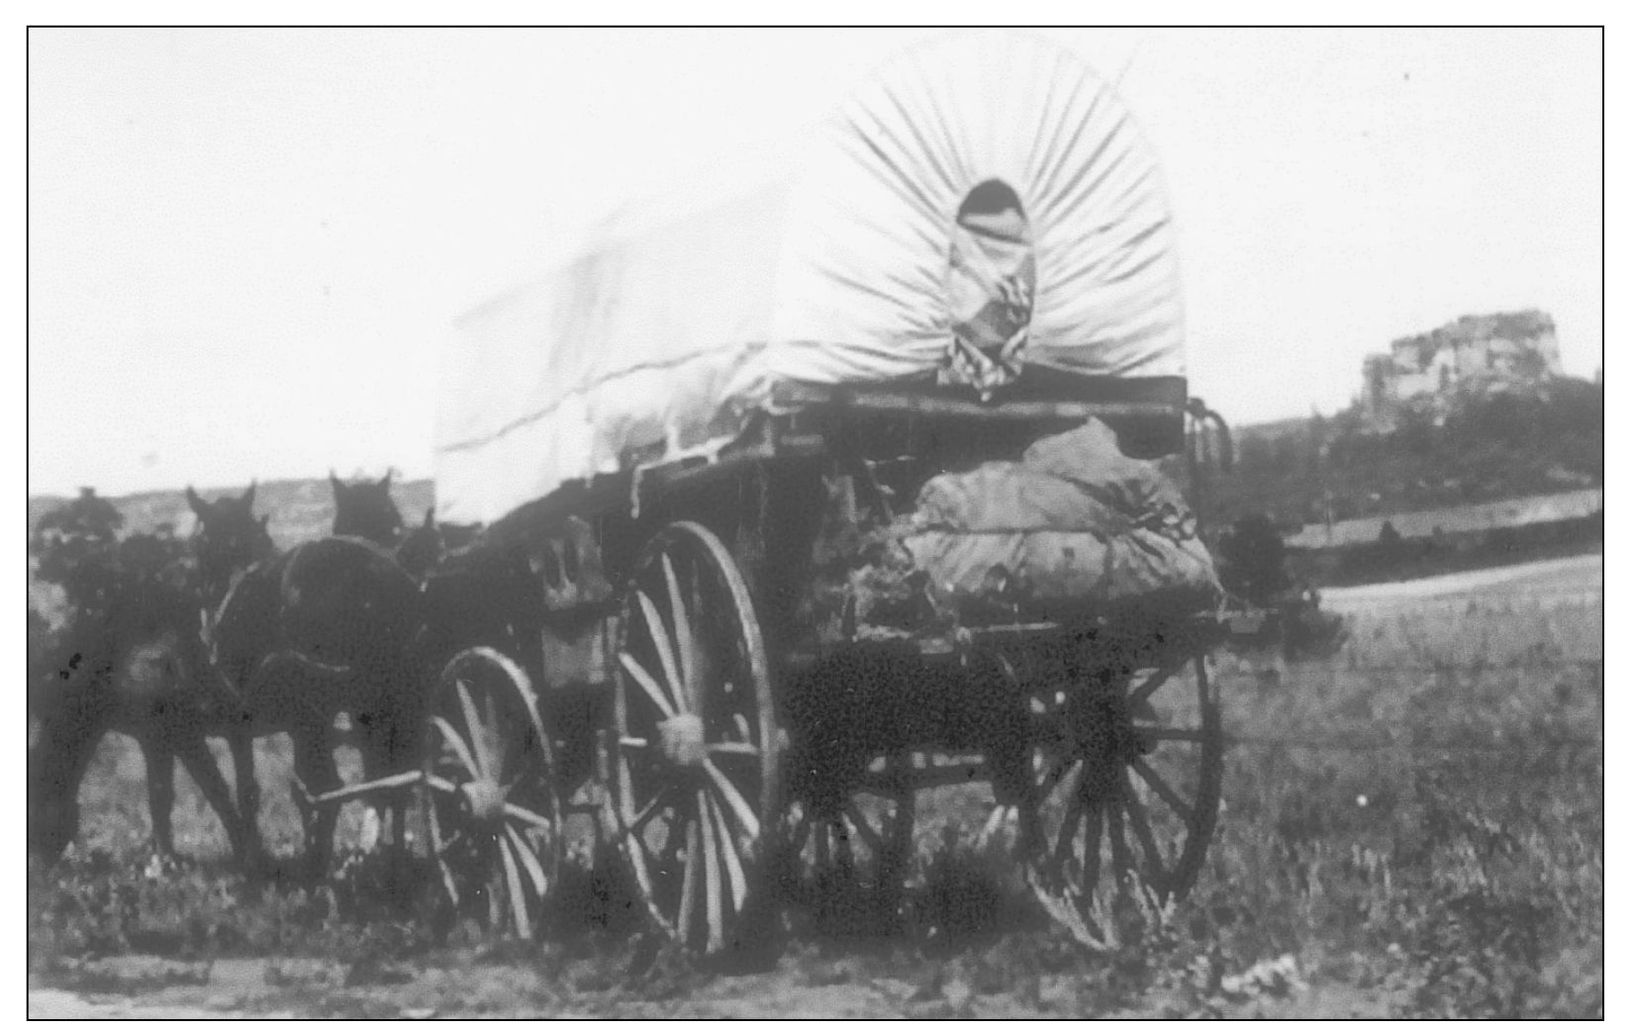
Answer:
(460, 779, 508, 822)
(658, 713, 707, 768)
(1067, 688, 1157, 793)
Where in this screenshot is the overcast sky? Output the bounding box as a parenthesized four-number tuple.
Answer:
(27, 27, 1602, 497)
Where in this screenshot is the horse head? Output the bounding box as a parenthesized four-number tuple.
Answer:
(330, 469, 404, 547)
(394, 507, 445, 581)
(187, 482, 274, 603)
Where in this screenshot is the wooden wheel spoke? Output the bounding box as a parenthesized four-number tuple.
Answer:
(662, 554, 697, 707)
(842, 801, 887, 856)
(506, 824, 550, 898)
(453, 679, 492, 779)
(1077, 801, 1105, 892)
(1041, 758, 1084, 805)
(619, 653, 676, 719)
(499, 839, 532, 938)
(830, 816, 856, 875)
(635, 590, 685, 709)
(428, 804, 461, 906)
(698, 790, 726, 951)
(435, 853, 462, 907)
(502, 801, 555, 834)
(625, 785, 678, 838)
(1129, 662, 1179, 707)
(483, 689, 505, 772)
(785, 806, 814, 855)
(622, 812, 663, 896)
(811, 815, 835, 869)
(1107, 796, 1135, 892)
(1049, 783, 1085, 867)
(620, 810, 679, 934)
(677, 819, 702, 944)
(1121, 772, 1170, 887)
(706, 793, 748, 912)
(1131, 756, 1195, 824)
(429, 716, 483, 782)
(703, 758, 761, 840)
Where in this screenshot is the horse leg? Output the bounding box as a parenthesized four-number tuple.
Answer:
(291, 716, 341, 883)
(359, 664, 418, 852)
(141, 735, 176, 859)
(352, 712, 393, 848)
(227, 725, 267, 873)
(172, 731, 248, 862)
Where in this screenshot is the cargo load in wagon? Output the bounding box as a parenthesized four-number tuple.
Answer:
(801, 418, 1221, 642)
(435, 33, 1187, 526)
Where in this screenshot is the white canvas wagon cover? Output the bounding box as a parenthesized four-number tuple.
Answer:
(436, 33, 1186, 525)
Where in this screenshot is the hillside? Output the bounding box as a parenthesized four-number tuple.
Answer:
(29, 377, 1602, 554)
(1205, 375, 1603, 533)
(28, 477, 436, 552)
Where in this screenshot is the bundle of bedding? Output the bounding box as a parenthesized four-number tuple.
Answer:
(815, 419, 1221, 639)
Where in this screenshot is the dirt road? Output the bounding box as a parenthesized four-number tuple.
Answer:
(1319, 552, 1602, 610)
(27, 951, 1400, 1019)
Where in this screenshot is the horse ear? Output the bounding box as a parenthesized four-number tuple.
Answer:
(380, 469, 394, 489)
(242, 481, 257, 507)
(329, 470, 344, 495)
(423, 507, 436, 529)
(185, 486, 207, 518)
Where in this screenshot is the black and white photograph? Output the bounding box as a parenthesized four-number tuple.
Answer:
(25, 24, 1604, 1018)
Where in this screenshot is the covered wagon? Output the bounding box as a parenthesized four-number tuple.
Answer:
(385, 33, 1229, 952)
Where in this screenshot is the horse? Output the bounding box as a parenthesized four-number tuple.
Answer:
(395, 508, 448, 582)
(191, 481, 424, 880)
(28, 480, 427, 878)
(28, 527, 249, 864)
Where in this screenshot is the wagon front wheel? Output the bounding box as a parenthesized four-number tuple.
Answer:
(420, 647, 563, 939)
(612, 521, 779, 954)
(1024, 651, 1224, 949)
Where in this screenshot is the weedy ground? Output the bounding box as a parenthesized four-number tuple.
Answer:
(28, 569, 1602, 1017)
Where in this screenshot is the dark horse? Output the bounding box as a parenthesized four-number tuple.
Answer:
(193, 481, 423, 878)
(28, 528, 247, 863)
(28, 480, 426, 879)
(331, 468, 462, 583)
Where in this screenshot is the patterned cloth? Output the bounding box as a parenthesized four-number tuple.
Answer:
(940, 206, 1036, 401)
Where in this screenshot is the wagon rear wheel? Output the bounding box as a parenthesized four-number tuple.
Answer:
(419, 647, 563, 939)
(612, 521, 779, 954)
(780, 757, 916, 934)
(1025, 651, 1223, 948)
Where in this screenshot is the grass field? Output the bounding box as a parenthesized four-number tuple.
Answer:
(28, 559, 1603, 1017)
